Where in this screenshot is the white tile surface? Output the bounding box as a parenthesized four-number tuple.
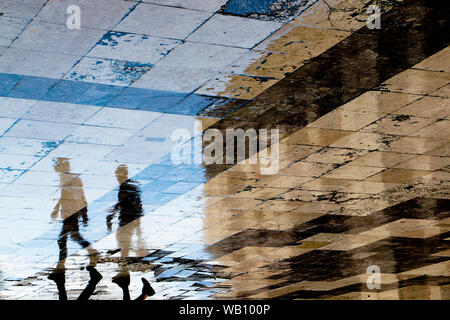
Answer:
(22, 101, 101, 124)
(45, 142, 116, 160)
(142, 0, 227, 12)
(0, 16, 30, 47)
(0, 118, 16, 135)
(0, 137, 57, 156)
(0, 169, 23, 184)
(132, 65, 216, 93)
(0, 48, 81, 79)
(35, 0, 136, 30)
(77, 174, 118, 190)
(67, 125, 137, 145)
(82, 160, 148, 177)
(12, 171, 60, 186)
(64, 57, 152, 86)
(133, 113, 198, 141)
(0, 154, 39, 170)
(195, 73, 234, 96)
(4, 120, 80, 140)
(12, 20, 105, 55)
(114, 3, 212, 39)
(0, 0, 47, 20)
(85, 107, 160, 129)
(0, 46, 7, 57)
(224, 49, 268, 74)
(29, 157, 96, 173)
(0, 98, 37, 119)
(158, 41, 248, 70)
(0, 183, 59, 198)
(103, 141, 172, 164)
(88, 32, 181, 64)
(187, 14, 282, 48)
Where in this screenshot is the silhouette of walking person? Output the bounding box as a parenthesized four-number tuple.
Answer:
(48, 157, 101, 300)
(106, 164, 155, 300)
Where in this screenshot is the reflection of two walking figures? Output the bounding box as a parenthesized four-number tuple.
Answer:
(48, 159, 154, 300)
(106, 165, 154, 300)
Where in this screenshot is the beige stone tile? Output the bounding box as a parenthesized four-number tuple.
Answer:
(254, 200, 301, 212)
(213, 278, 285, 298)
(221, 260, 272, 276)
(214, 246, 277, 267)
(296, 240, 331, 249)
(355, 273, 417, 285)
(432, 249, 450, 257)
(282, 189, 365, 203)
(402, 261, 450, 277)
(212, 197, 262, 210)
(320, 234, 387, 251)
(379, 69, 450, 95)
(362, 114, 436, 136)
(201, 196, 226, 207)
(323, 164, 384, 180)
(228, 163, 266, 173)
(290, 202, 341, 214)
(196, 117, 220, 130)
(398, 225, 450, 238)
(386, 136, 447, 154)
(197, 74, 278, 100)
(300, 178, 355, 192)
(413, 46, 450, 73)
(426, 143, 450, 157)
(211, 171, 265, 186)
(263, 246, 312, 262)
(255, 175, 313, 188)
(292, 0, 375, 31)
(257, 24, 350, 55)
(202, 183, 245, 197)
(350, 151, 416, 168)
(430, 84, 450, 98)
(332, 285, 446, 300)
(330, 132, 391, 150)
(340, 180, 401, 194)
(394, 96, 449, 119)
(280, 189, 327, 202)
(237, 210, 323, 230)
(413, 120, 450, 139)
(360, 218, 445, 239)
(279, 161, 335, 177)
(251, 25, 350, 81)
(309, 109, 384, 131)
(259, 213, 324, 230)
(394, 155, 450, 171)
(239, 51, 304, 79)
(303, 147, 368, 164)
(339, 90, 422, 114)
(366, 168, 430, 183)
(437, 217, 450, 225)
(278, 144, 321, 161)
(234, 187, 289, 200)
(286, 127, 352, 146)
(301, 232, 352, 243)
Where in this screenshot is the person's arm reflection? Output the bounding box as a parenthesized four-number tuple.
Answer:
(51, 200, 61, 220)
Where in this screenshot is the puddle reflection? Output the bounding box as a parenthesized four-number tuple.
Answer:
(48, 160, 154, 300)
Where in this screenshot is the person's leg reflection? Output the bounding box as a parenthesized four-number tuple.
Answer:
(77, 266, 103, 301)
(135, 278, 155, 300)
(112, 271, 131, 300)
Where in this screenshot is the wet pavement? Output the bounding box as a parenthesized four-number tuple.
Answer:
(0, 0, 449, 300)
